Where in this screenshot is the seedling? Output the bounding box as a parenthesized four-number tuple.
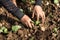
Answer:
(54, 0, 59, 4)
(52, 27, 58, 34)
(12, 25, 21, 32)
(0, 29, 3, 33)
(20, 9, 24, 12)
(52, 27, 59, 37)
(49, 13, 53, 18)
(30, 0, 35, 4)
(35, 21, 40, 26)
(29, 36, 34, 40)
(3, 28, 8, 33)
(51, 27, 59, 37)
(0, 27, 8, 33)
(22, 0, 26, 3)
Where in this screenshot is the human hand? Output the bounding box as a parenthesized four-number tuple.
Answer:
(32, 5, 45, 24)
(20, 15, 34, 28)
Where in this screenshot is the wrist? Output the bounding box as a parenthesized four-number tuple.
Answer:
(34, 5, 43, 11)
(20, 15, 28, 21)
(20, 15, 26, 21)
(35, 5, 42, 8)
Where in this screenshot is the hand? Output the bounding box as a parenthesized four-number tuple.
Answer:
(20, 15, 33, 28)
(32, 5, 45, 24)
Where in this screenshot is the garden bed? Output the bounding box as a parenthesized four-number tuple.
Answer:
(0, 0, 60, 40)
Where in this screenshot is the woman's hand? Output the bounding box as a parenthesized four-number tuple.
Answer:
(32, 5, 45, 24)
(20, 15, 34, 28)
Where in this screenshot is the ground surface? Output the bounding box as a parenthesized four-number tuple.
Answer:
(0, 0, 60, 40)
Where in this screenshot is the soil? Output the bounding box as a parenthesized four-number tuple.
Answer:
(0, 0, 60, 40)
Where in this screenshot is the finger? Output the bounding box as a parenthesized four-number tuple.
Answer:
(39, 12, 44, 24)
(43, 12, 45, 19)
(28, 21, 32, 28)
(41, 15, 44, 24)
(42, 12, 45, 24)
(32, 10, 35, 18)
(37, 14, 39, 21)
(43, 12, 45, 23)
(25, 22, 29, 27)
(42, 18, 44, 24)
(30, 21, 34, 27)
(35, 10, 40, 21)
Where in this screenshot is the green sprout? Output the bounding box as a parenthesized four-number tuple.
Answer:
(35, 21, 40, 26)
(30, 0, 35, 4)
(29, 36, 34, 40)
(0, 29, 3, 33)
(20, 9, 24, 12)
(54, 0, 59, 4)
(53, 27, 58, 34)
(49, 13, 53, 18)
(0, 27, 8, 33)
(52, 27, 59, 37)
(12, 25, 21, 32)
(22, 0, 26, 3)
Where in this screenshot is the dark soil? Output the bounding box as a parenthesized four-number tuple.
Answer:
(0, 0, 60, 40)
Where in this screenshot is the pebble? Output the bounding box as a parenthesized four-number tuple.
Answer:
(28, 34, 31, 37)
(0, 23, 2, 27)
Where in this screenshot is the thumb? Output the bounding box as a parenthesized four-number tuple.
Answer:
(32, 10, 35, 18)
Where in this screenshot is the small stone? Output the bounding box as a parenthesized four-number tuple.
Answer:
(57, 3, 59, 6)
(0, 23, 2, 27)
(39, 24, 46, 31)
(2, 23, 5, 25)
(41, 27, 46, 31)
(28, 34, 31, 37)
(52, 33, 57, 37)
(25, 35, 28, 38)
(46, 2, 49, 5)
